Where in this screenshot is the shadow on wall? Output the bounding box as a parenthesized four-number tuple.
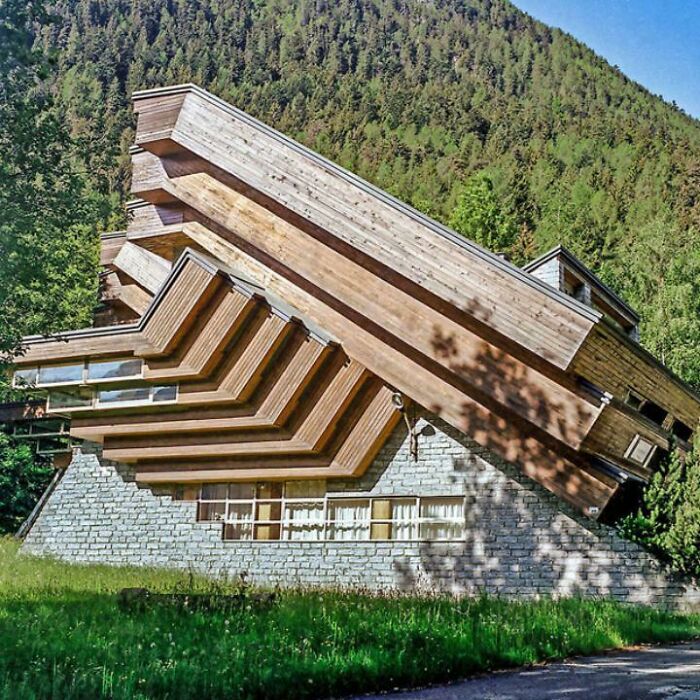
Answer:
(424, 295, 613, 516)
(389, 416, 695, 607)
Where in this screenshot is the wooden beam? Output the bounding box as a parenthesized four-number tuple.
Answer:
(113, 241, 171, 294)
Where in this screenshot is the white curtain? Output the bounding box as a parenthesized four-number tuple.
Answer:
(282, 501, 324, 540)
(391, 499, 417, 540)
(328, 499, 370, 540)
(419, 497, 464, 540)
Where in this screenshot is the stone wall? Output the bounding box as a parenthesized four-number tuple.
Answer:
(22, 413, 700, 610)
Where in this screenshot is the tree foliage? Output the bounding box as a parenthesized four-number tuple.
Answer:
(0, 0, 100, 365)
(619, 443, 700, 579)
(0, 0, 99, 525)
(449, 173, 516, 253)
(0, 432, 53, 533)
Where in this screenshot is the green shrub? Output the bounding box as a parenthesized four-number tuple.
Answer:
(619, 440, 700, 579)
(0, 433, 52, 534)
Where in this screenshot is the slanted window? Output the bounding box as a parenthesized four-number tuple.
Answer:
(625, 390, 644, 411)
(625, 390, 668, 427)
(625, 435, 657, 468)
(197, 483, 466, 542)
(87, 358, 143, 382)
(639, 400, 668, 425)
(671, 419, 693, 443)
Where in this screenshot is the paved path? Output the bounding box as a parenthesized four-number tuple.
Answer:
(354, 641, 700, 700)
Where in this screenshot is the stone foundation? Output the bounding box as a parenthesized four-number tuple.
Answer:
(22, 414, 700, 610)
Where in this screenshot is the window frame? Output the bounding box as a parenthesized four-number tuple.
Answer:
(197, 484, 466, 542)
(95, 384, 178, 409)
(624, 434, 658, 468)
(15, 358, 145, 390)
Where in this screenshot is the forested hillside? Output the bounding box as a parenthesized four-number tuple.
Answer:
(23, 0, 700, 386)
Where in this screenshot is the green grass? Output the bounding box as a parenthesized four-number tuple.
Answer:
(1, 537, 699, 699)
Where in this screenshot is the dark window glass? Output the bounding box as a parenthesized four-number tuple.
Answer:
(39, 364, 83, 385)
(13, 368, 38, 387)
(625, 392, 643, 411)
(48, 390, 93, 410)
(671, 420, 693, 443)
(639, 400, 668, 425)
(201, 484, 228, 500)
(153, 385, 177, 402)
(97, 387, 150, 404)
(198, 502, 226, 522)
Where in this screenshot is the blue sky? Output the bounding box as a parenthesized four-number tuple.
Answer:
(513, 0, 700, 119)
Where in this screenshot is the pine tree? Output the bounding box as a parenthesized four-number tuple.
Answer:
(449, 172, 517, 252)
(619, 441, 700, 578)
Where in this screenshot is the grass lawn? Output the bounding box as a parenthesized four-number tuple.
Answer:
(1, 538, 699, 699)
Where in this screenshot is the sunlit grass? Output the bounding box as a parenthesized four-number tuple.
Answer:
(1, 537, 699, 699)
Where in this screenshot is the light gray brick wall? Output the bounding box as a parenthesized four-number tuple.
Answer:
(22, 413, 700, 610)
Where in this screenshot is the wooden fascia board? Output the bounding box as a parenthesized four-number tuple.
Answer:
(570, 325, 700, 430)
(133, 393, 403, 485)
(125, 223, 616, 513)
(131, 86, 599, 370)
(15, 248, 216, 364)
(143, 288, 257, 382)
(113, 241, 171, 294)
(137, 169, 602, 453)
(100, 231, 127, 266)
(100, 359, 371, 461)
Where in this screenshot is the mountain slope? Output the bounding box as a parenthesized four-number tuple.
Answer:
(38, 0, 700, 386)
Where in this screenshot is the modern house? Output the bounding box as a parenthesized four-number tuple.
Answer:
(11, 85, 700, 607)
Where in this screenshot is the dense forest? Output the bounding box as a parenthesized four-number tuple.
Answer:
(26, 0, 700, 388)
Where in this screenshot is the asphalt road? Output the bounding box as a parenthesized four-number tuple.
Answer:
(352, 641, 700, 700)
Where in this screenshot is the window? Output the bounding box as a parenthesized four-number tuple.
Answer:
(153, 385, 177, 402)
(196, 482, 466, 542)
(625, 390, 668, 427)
(639, 401, 668, 425)
(87, 358, 143, 382)
(327, 499, 371, 540)
(47, 389, 94, 411)
(671, 419, 693, 443)
(625, 435, 657, 467)
(38, 363, 84, 386)
(96, 384, 177, 407)
(13, 367, 38, 388)
(420, 497, 465, 539)
(625, 390, 644, 412)
(97, 387, 151, 405)
(35, 436, 71, 455)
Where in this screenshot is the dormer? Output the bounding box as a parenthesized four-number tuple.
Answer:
(523, 246, 640, 342)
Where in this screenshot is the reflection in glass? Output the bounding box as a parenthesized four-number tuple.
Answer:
(88, 358, 143, 381)
(38, 364, 83, 385)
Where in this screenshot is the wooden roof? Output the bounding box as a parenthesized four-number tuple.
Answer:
(14, 84, 700, 519)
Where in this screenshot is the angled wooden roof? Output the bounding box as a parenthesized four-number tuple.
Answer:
(14, 84, 700, 519)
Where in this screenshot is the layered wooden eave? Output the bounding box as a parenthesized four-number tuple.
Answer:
(16, 249, 403, 483)
(15, 84, 700, 519)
